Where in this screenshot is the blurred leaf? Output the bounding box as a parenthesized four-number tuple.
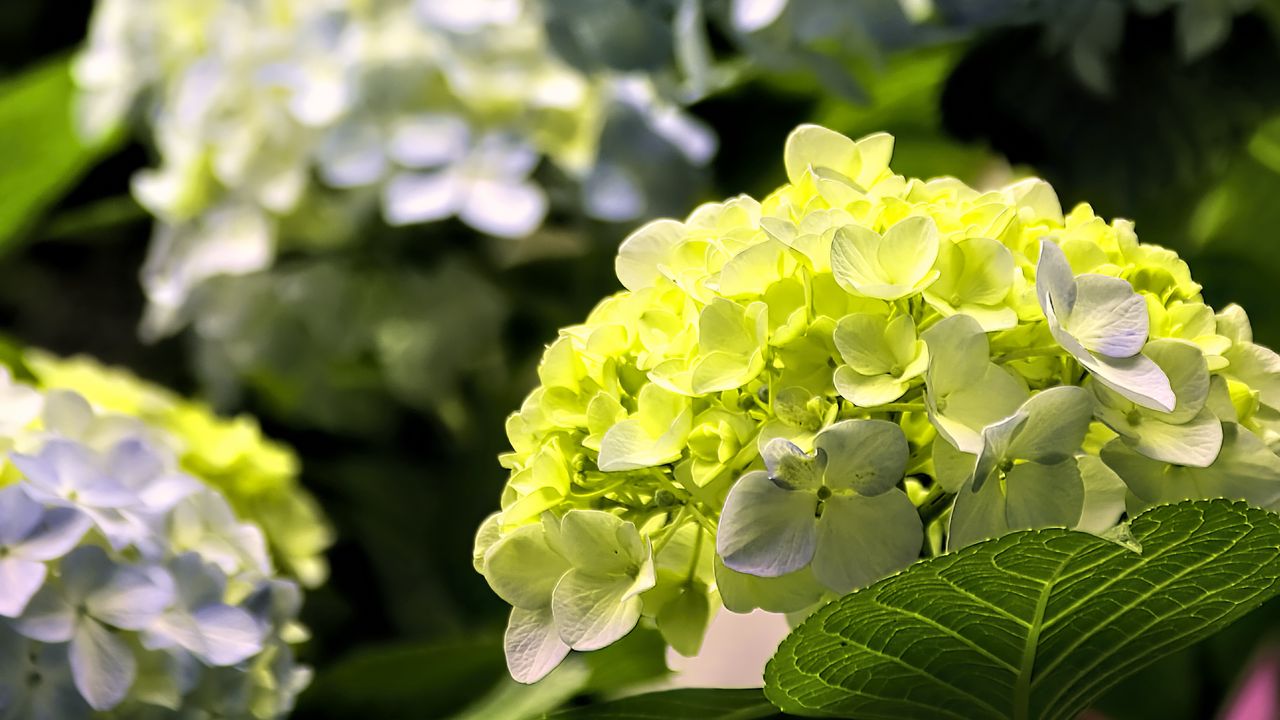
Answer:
(814, 43, 995, 185)
(545, 689, 787, 719)
(765, 500, 1280, 720)
(296, 637, 506, 719)
(0, 54, 115, 252)
(453, 659, 594, 720)
(580, 627, 672, 694)
(941, 11, 1280, 246)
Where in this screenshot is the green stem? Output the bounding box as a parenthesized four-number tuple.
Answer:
(994, 346, 1063, 363)
(849, 402, 926, 415)
(916, 482, 952, 527)
(652, 506, 689, 556)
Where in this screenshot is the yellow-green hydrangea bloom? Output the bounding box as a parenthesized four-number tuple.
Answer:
(21, 351, 332, 587)
(477, 124, 1280, 682)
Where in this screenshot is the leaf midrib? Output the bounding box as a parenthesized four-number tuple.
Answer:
(1012, 559, 1062, 720)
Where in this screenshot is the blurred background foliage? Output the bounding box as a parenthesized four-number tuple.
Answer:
(1, 0, 1279, 717)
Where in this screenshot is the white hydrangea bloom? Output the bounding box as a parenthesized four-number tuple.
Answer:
(0, 369, 310, 719)
(74, 0, 715, 338)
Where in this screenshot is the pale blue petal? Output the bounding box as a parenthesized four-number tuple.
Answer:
(190, 604, 264, 666)
(1124, 406, 1223, 467)
(1004, 461, 1085, 531)
(812, 490, 922, 593)
(0, 558, 46, 618)
(1067, 274, 1149, 358)
(761, 438, 824, 491)
(1076, 456, 1127, 535)
(815, 419, 908, 495)
(14, 509, 91, 562)
(1085, 351, 1176, 413)
(1035, 240, 1077, 320)
(58, 547, 114, 605)
(716, 471, 818, 578)
(70, 619, 135, 710)
(11, 583, 74, 643)
(1005, 386, 1093, 463)
(87, 563, 174, 631)
(713, 558, 828, 614)
(382, 169, 463, 226)
(459, 179, 547, 239)
(0, 486, 42, 546)
(947, 472, 1009, 550)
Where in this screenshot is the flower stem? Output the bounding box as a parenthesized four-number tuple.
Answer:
(994, 346, 1063, 362)
(916, 482, 952, 527)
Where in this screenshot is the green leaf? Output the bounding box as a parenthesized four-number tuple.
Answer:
(296, 637, 507, 719)
(0, 55, 116, 252)
(765, 499, 1280, 720)
(544, 688, 788, 719)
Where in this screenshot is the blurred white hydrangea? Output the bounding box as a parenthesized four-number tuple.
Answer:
(74, 0, 716, 337)
(0, 370, 310, 719)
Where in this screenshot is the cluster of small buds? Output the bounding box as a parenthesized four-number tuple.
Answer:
(74, 0, 715, 338)
(477, 124, 1280, 683)
(0, 369, 311, 718)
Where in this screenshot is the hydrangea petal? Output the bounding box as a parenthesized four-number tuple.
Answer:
(784, 124, 859, 186)
(1123, 407, 1223, 468)
(13, 582, 75, 643)
(761, 439, 824, 492)
(558, 510, 646, 576)
(1003, 386, 1093, 464)
(0, 486, 43, 546)
(1004, 460, 1085, 532)
(713, 558, 826, 614)
(189, 604, 264, 666)
(1067, 274, 1150, 358)
(833, 368, 910, 407)
(504, 606, 570, 685)
(815, 419, 908, 495)
(811, 489, 921, 593)
(550, 570, 645, 651)
(616, 219, 684, 291)
(460, 179, 547, 239)
(86, 563, 174, 631)
(1103, 424, 1280, 511)
(947, 469, 1009, 550)
(70, 620, 135, 711)
(597, 385, 692, 471)
(0, 557, 47, 618)
(484, 523, 570, 609)
(1076, 455, 1127, 535)
(716, 471, 818, 578)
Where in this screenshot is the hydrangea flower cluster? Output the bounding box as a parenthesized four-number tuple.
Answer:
(0, 367, 311, 718)
(21, 351, 333, 588)
(477, 124, 1280, 682)
(75, 0, 714, 336)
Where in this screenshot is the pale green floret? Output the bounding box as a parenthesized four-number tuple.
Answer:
(1036, 239, 1176, 411)
(831, 216, 941, 300)
(479, 124, 1280, 682)
(949, 387, 1094, 549)
(716, 421, 922, 595)
(1089, 339, 1224, 467)
(833, 313, 928, 407)
(923, 315, 1028, 455)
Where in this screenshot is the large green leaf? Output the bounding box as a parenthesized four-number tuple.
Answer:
(0, 54, 114, 252)
(544, 689, 787, 719)
(765, 500, 1280, 720)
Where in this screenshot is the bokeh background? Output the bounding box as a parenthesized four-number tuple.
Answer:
(2, 1, 1279, 717)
